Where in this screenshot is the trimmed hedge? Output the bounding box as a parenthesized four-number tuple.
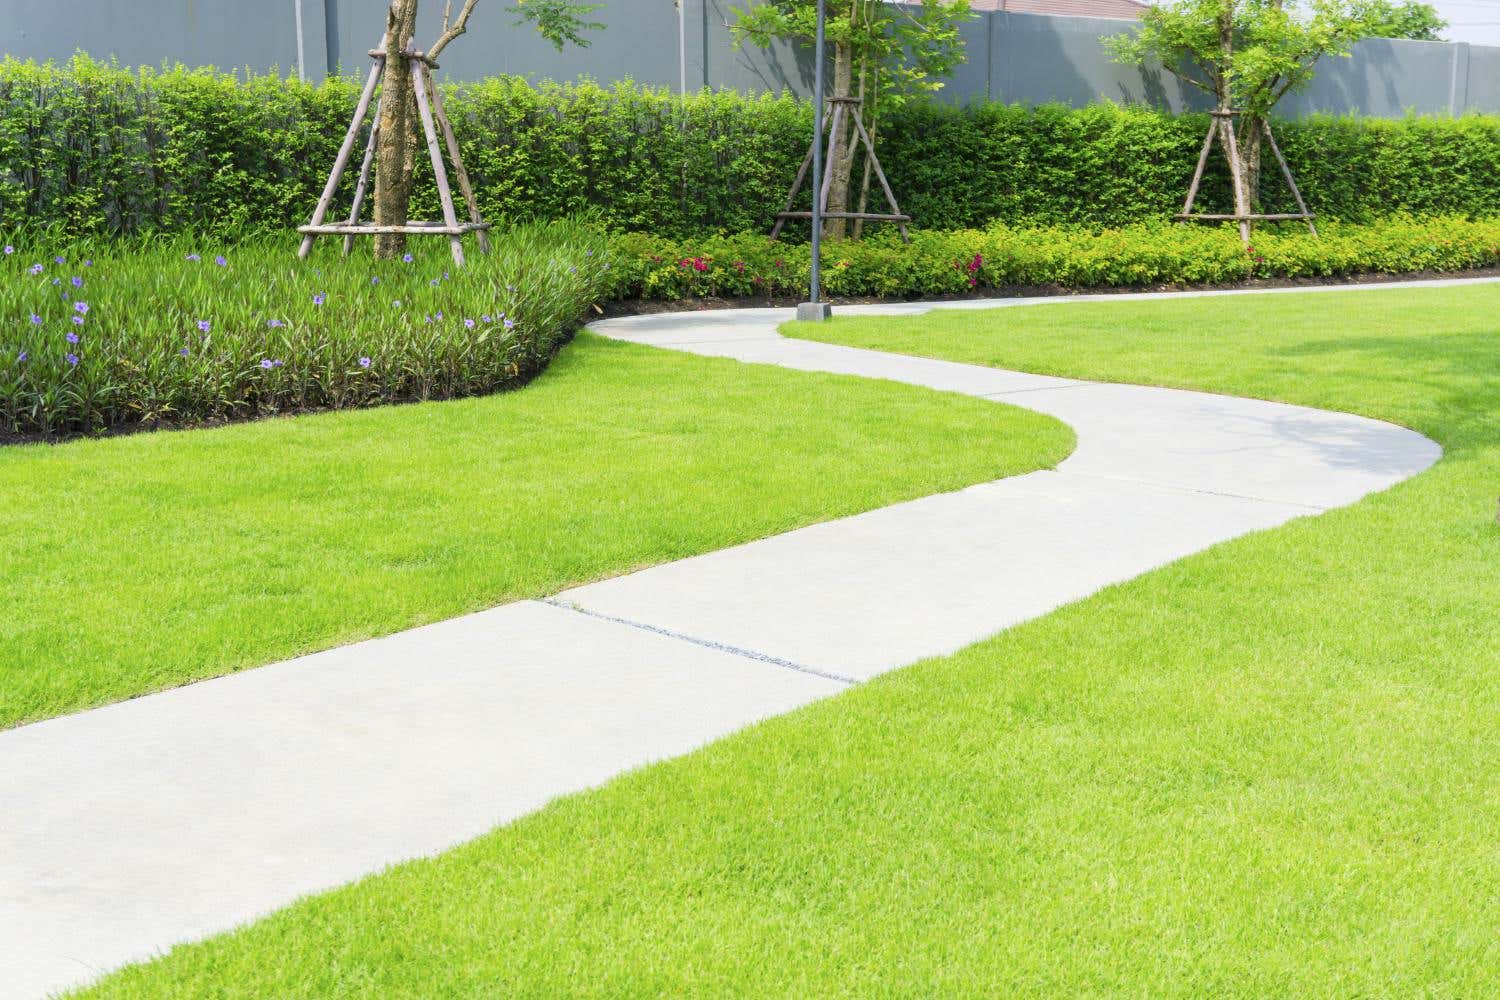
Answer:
(4, 56, 1500, 239)
(608, 215, 1500, 300)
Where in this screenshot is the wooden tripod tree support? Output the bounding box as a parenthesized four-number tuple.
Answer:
(1177, 109, 1317, 246)
(297, 40, 491, 266)
(772, 96, 911, 244)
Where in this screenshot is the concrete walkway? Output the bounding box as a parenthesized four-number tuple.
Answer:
(0, 287, 1446, 998)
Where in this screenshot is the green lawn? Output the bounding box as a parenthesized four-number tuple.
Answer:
(0, 331, 1070, 729)
(80, 285, 1499, 997)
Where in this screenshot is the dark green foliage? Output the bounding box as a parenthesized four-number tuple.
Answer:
(4, 55, 1500, 239)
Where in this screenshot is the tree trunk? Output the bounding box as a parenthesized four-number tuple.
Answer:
(373, 0, 421, 259)
(1236, 114, 1264, 212)
(822, 38, 857, 240)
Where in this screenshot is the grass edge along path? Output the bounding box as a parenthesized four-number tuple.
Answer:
(0, 331, 1071, 729)
(76, 283, 1500, 997)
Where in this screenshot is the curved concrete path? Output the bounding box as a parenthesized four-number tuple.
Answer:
(0, 286, 1446, 998)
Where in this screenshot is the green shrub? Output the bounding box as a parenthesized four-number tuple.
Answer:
(4, 55, 1500, 238)
(608, 215, 1500, 301)
(0, 220, 611, 436)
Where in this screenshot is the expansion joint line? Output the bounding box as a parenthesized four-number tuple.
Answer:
(541, 599, 857, 686)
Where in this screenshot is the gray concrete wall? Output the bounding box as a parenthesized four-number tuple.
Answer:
(3, 0, 1496, 117)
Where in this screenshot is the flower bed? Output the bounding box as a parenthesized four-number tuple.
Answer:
(610, 215, 1500, 301)
(0, 220, 611, 437)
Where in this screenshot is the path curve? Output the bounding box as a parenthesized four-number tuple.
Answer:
(0, 287, 1445, 998)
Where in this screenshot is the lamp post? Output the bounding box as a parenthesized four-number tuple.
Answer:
(796, 0, 832, 322)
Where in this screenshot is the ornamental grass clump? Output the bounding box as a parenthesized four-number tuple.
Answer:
(0, 219, 611, 437)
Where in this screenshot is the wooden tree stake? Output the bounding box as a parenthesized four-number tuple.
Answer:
(1176, 109, 1316, 246)
(298, 42, 490, 265)
(772, 96, 910, 244)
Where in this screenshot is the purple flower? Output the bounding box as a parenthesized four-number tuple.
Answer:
(71, 315, 85, 326)
(214, 255, 228, 267)
(185, 254, 200, 262)
(179, 347, 190, 357)
(358, 356, 372, 368)
(71, 276, 83, 288)
(66, 331, 80, 344)
(585, 249, 594, 257)
(402, 253, 414, 263)
(392, 300, 402, 308)
(464, 318, 476, 329)
(370, 276, 380, 285)
(82, 259, 92, 268)
(435, 311, 443, 321)
(197, 319, 211, 333)
(267, 319, 284, 329)
(52, 278, 61, 286)
(443, 271, 450, 281)
(53, 256, 65, 265)
(506, 284, 517, 293)
(17, 350, 27, 362)
(29, 313, 41, 325)
(260, 358, 276, 369)
(29, 263, 43, 275)
(481, 314, 492, 323)
(312, 293, 326, 306)
(65, 352, 78, 366)
(504, 318, 515, 330)
(424, 315, 433, 324)
(429, 279, 440, 287)
(3, 245, 13, 255)
(74, 301, 89, 314)
(569, 266, 577, 274)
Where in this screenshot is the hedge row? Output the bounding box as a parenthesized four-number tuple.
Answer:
(4, 56, 1500, 239)
(608, 215, 1500, 300)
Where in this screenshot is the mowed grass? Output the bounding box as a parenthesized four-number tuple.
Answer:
(80, 285, 1499, 997)
(0, 331, 1072, 729)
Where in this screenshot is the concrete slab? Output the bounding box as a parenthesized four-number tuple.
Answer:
(558, 470, 1313, 680)
(0, 601, 841, 1000)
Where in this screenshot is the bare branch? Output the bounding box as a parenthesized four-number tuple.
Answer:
(429, 0, 481, 60)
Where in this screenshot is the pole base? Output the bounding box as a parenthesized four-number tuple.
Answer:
(796, 302, 833, 322)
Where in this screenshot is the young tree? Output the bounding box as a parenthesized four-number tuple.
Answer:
(731, 0, 972, 239)
(1108, 0, 1417, 216)
(371, 0, 602, 258)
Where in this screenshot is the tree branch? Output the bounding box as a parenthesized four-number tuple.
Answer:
(429, 0, 481, 60)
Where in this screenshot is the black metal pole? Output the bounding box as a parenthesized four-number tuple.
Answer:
(810, 0, 825, 304)
(798, 0, 831, 321)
